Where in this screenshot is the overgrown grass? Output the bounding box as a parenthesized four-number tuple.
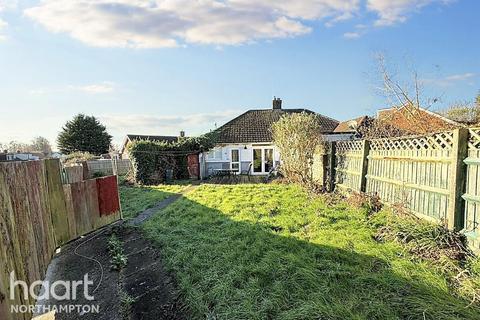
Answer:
(119, 182, 190, 219)
(143, 184, 480, 319)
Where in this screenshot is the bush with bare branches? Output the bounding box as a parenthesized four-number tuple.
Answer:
(272, 112, 325, 187)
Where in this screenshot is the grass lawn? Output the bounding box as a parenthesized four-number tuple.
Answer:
(142, 184, 480, 319)
(119, 182, 190, 219)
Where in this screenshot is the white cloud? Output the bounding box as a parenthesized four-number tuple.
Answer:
(367, 0, 451, 26)
(343, 31, 360, 38)
(0, 18, 7, 40)
(69, 82, 116, 94)
(100, 110, 241, 144)
(421, 73, 476, 87)
(0, 0, 15, 40)
(24, 0, 360, 48)
(29, 82, 116, 95)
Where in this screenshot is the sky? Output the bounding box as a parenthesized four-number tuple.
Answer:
(0, 0, 479, 149)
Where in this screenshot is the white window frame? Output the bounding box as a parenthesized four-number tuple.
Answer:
(206, 147, 222, 161)
(252, 147, 274, 174)
(230, 149, 240, 173)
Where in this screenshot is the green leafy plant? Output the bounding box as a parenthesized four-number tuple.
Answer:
(108, 234, 127, 271)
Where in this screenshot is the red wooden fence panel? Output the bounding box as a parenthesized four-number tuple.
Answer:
(96, 175, 120, 216)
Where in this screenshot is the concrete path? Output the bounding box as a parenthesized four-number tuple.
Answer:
(128, 184, 198, 226)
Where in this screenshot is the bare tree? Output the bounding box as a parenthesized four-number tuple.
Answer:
(367, 53, 446, 138)
(441, 100, 480, 125)
(7, 141, 30, 153)
(31, 136, 52, 153)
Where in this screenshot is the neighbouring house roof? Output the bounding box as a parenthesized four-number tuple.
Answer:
(376, 106, 461, 134)
(215, 109, 339, 144)
(333, 116, 370, 133)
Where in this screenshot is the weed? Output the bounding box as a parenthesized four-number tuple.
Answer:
(346, 191, 382, 215)
(108, 234, 127, 271)
(119, 289, 136, 320)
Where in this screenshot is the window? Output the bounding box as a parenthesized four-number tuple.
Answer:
(230, 149, 240, 172)
(207, 148, 222, 160)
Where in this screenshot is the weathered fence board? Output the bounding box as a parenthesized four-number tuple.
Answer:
(45, 159, 70, 246)
(87, 159, 131, 176)
(335, 140, 364, 192)
(0, 159, 121, 320)
(463, 128, 480, 250)
(63, 165, 84, 184)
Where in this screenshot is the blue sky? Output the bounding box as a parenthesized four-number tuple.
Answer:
(0, 0, 479, 148)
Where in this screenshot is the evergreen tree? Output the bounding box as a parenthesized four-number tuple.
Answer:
(57, 114, 112, 155)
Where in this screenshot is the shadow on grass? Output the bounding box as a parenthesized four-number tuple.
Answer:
(143, 197, 480, 320)
(119, 186, 177, 219)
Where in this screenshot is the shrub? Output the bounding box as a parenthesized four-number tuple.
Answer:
(64, 151, 96, 164)
(128, 133, 217, 185)
(271, 112, 325, 187)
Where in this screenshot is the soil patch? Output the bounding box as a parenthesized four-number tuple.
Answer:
(35, 223, 188, 320)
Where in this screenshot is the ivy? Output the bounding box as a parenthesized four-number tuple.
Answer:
(128, 132, 217, 185)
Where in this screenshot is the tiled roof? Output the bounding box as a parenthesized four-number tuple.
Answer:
(215, 109, 339, 144)
(376, 106, 460, 134)
(334, 116, 369, 133)
(126, 134, 183, 144)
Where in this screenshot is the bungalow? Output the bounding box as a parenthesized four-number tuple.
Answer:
(200, 98, 339, 178)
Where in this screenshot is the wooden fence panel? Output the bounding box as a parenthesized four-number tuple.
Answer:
(86, 159, 131, 176)
(0, 159, 122, 320)
(0, 164, 29, 320)
(366, 131, 455, 222)
(6, 162, 41, 310)
(63, 184, 78, 240)
(463, 128, 480, 250)
(335, 140, 364, 192)
(25, 162, 55, 280)
(44, 159, 70, 246)
(63, 165, 84, 184)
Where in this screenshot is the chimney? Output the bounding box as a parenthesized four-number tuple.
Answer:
(272, 97, 282, 110)
(180, 130, 185, 138)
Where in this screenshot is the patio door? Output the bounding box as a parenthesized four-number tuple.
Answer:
(230, 149, 240, 173)
(253, 147, 274, 174)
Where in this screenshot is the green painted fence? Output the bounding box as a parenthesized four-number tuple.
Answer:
(318, 128, 480, 251)
(463, 128, 480, 250)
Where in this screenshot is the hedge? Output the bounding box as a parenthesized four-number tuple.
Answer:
(127, 134, 216, 185)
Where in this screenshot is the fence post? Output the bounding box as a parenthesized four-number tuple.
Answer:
(359, 140, 370, 192)
(447, 128, 468, 230)
(328, 141, 336, 192)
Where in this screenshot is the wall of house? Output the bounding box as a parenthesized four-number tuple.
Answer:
(202, 143, 280, 177)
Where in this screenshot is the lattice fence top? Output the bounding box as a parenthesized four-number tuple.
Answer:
(370, 131, 454, 151)
(468, 128, 480, 150)
(336, 140, 363, 153)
